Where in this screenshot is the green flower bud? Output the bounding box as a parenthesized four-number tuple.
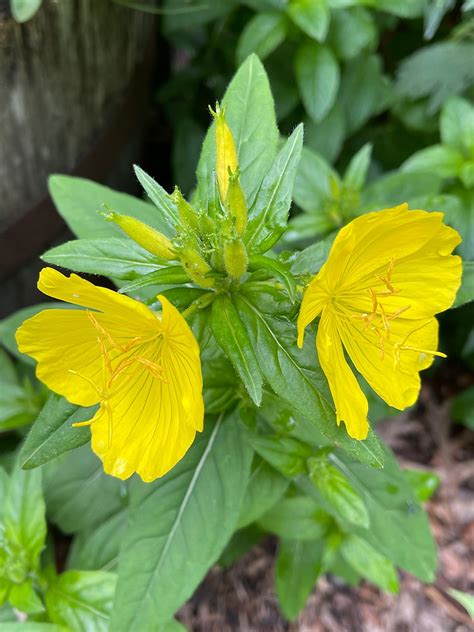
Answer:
(171, 187, 200, 233)
(101, 210, 176, 260)
(225, 169, 247, 236)
(179, 247, 215, 288)
(224, 237, 248, 280)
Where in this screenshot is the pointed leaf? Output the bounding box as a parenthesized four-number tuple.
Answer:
(133, 165, 179, 231)
(295, 42, 339, 123)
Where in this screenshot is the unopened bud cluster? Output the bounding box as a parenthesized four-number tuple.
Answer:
(100, 103, 249, 290)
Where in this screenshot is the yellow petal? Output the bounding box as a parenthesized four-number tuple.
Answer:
(16, 310, 104, 406)
(337, 314, 439, 410)
(316, 310, 368, 440)
(297, 273, 330, 348)
(90, 295, 204, 481)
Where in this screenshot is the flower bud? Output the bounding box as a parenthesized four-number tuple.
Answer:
(224, 237, 248, 280)
(171, 187, 200, 233)
(179, 247, 215, 288)
(101, 210, 176, 260)
(225, 169, 247, 236)
(210, 103, 238, 202)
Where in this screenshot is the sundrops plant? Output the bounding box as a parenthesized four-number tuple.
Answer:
(0, 56, 472, 629)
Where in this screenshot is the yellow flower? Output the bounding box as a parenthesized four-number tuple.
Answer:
(297, 204, 462, 440)
(16, 268, 204, 482)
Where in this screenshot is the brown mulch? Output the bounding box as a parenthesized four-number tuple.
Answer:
(178, 383, 474, 631)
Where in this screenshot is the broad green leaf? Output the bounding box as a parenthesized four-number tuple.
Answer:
(111, 414, 253, 629)
(118, 267, 191, 296)
(258, 496, 331, 540)
(404, 469, 440, 503)
(332, 448, 437, 581)
(0, 303, 68, 362)
(48, 175, 171, 240)
(440, 97, 474, 158)
(395, 42, 474, 114)
(0, 379, 43, 432)
(133, 165, 179, 231)
(343, 143, 372, 192)
(275, 539, 325, 620)
(238, 458, 289, 528)
(304, 103, 346, 162)
(246, 432, 311, 477)
(202, 351, 239, 414)
(8, 581, 44, 615)
(0, 348, 18, 386)
(451, 386, 474, 430)
(377, 0, 424, 17)
(4, 461, 46, 568)
(293, 146, 336, 213)
(20, 394, 94, 470)
(361, 172, 442, 210)
(210, 296, 263, 405)
(236, 12, 287, 65)
(42, 238, 163, 280)
(197, 55, 278, 208)
(308, 457, 370, 528)
(45, 570, 116, 632)
(248, 255, 297, 302)
(0, 626, 66, 632)
(245, 124, 304, 253)
(11, 0, 42, 22)
(453, 262, 474, 309)
(235, 287, 385, 468)
(68, 510, 127, 572)
(162, 0, 235, 31)
(43, 446, 126, 534)
(289, 239, 332, 275)
(443, 190, 474, 260)
(448, 589, 474, 620)
(328, 7, 377, 61)
(295, 42, 339, 123)
(340, 535, 399, 593)
(287, 0, 330, 43)
(402, 145, 464, 178)
(219, 524, 265, 568)
(424, 0, 454, 41)
(340, 54, 392, 134)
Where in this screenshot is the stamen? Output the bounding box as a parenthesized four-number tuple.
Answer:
(72, 420, 93, 428)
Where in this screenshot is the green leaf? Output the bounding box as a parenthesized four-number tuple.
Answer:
(42, 238, 163, 280)
(308, 457, 370, 528)
(304, 103, 346, 162)
(197, 55, 279, 208)
(343, 143, 372, 192)
(210, 296, 263, 405)
(48, 175, 171, 240)
(4, 460, 46, 568)
(247, 433, 311, 477)
(248, 255, 297, 302)
(377, 0, 424, 17)
(395, 42, 474, 114)
(133, 165, 179, 231)
(448, 588, 474, 620)
(275, 539, 325, 620)
(238, 458, 289, 528)
(295, 42, 340, 123)
(453, 262, 474, 309)
(0, 349, 18, 386)
(258, 496, 331, 540)
(68, 510, 127, 572)
(361, 172, 443, 211)
(287, 0, 330, 43)
(118, 267, 191, 296)
(451, 386, 474, 430)
(443, 189, 474, 260)
(340, 535, 399, 593)
(236, 12, 287, 65)
(20, 394, 94, 470)
(404, 469, 440, 503)
(45, 570, 116, 632)
(43, 446, 125, 534)
(440, 96, 474, 157)
(289, 239, 332, 275)
(0, 625, 67, 632)
(402, 145, 464, 178)
(340, 54, 392, 134)
(8, 581, 44, 615)
(11, 0, 42, 22)
(328, 7, 377, 61)
(235, 287, 385, 468)
(111, 414, 253, 629)
(219, 524, 265, 568)
(424, 0, 455, 40)
(332, 448, 437, 581)
(0, 380, 43, 432)
(293, 146, 337, 213)
(245, 124, 304, 253)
